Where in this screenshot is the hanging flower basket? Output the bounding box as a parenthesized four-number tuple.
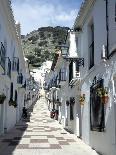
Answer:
(0, 94, 6, 104)
(79, 94, 85, 105)
(66, 100, 70, 106)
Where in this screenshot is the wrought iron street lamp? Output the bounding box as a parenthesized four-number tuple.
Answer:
(57, 44, 84, 67)
(57, 44, 69, 57)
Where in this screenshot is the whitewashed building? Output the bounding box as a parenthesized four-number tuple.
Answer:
(73, 0, 116, 154)
(0, 0, 32, 135)
(45, 0, 116, 155)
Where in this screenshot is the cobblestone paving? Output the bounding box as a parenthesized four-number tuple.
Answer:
(0, 97, 99, 155)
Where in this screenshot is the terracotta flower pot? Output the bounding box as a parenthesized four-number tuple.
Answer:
(102, 96, 109, 104)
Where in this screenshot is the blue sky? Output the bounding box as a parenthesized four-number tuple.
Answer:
(12, 0, 82, 35)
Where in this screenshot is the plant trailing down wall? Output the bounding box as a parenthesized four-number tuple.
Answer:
(0, 93, 6, 104)
(9, 99, 17, 108)
(97, 87, 109, 104)
(79, 94, 85, 105)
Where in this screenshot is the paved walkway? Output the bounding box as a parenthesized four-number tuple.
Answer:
(0, 97, 98, 155)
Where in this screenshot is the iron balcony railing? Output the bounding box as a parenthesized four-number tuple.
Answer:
(12, 57, 19, 73)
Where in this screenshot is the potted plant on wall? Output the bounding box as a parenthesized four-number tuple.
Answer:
(0, 93, 6, 104)
(9, 99, 17, 108)
(12, 100, 17, 108)
(97, 87, 109, 104)
(79, 94, 85, 105)
(70, 97, 75, 106)
(66, 100, 70, 106)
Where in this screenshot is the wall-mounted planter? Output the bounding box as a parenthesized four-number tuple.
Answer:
(66, 100, 70, 106)
(0, 94, 6, 104)
(102, 95, 109, 104)
(80, 101, 84, 106)
(70, 97, 75, 106)
(79, 94, 85, 106)
(9, 99, 17, 108)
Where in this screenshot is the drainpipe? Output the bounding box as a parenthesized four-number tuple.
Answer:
(105, 0, 109, 58)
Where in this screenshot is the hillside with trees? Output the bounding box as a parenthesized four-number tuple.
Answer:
(22, 26, 69, 68)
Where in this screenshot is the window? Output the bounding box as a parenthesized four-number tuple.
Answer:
(15, 90, 17, 102)
(0, 42, 6, 70)
(59, 68, 66, 82)
(70, 97, 75, 120)
(12, 57, 19, 72)
(115, 2, 116, 22)
(10, 82, 13, 100)
(70, 104, 74, 120)
(7, 58, 11, 78)
(69, 61, 73, 83)
(90, 79, 105, 132)
(89, 23, 94, 69)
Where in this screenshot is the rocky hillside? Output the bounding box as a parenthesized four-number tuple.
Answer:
(21, 26, 69, 68)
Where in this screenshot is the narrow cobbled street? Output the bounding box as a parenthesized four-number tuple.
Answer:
(0, 97, 98, 155)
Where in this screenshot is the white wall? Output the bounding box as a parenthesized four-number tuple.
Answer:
(77, 0, 116, 154)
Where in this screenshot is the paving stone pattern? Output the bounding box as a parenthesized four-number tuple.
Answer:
(0, 97, 99, 155)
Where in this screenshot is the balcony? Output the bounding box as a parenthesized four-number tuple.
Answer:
(12, 57, 19, 73)
(17, 73, 23, 84)
(69, 62, 81, 87)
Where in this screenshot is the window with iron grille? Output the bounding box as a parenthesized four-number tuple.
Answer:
(70, 97, 75, 120)
(10, 82, 13, 100)
(89, 24, 94, 69)
(12, 57, 19, 72)
(115, 1, 116, 22)
(17, 73, 23, 84)
(69, 61, 73, 83)
(15, 90, 17, 102)
(0, 42, 6, 70)
(90, 79, 105, 132)
(7, 58, 11, 78)
(59, 68, 66, 82)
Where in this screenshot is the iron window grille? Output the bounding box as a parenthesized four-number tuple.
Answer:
(12, 57, 19, 72)
(89, 41, 94, 69)
(17, 73, 23, 84)
(90, 78, 105, 132)
(89, 23, 94, 69)
(69, 61, 73, 83)
(70, 97, 75, 120)
(15, 90, 17, 103)
(0, 42, 6, 70)
(6, 57, 11, 78)
(59, 68, 66, 82)
(10, 82, 13, 100)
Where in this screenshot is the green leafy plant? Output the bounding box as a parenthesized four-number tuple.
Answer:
(97, 87, 108, 97)
(79, 94, 85, 105)
(0, 93, 6, 104)
(97, 87, 109, 104)
(9, 99, 17, 108)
